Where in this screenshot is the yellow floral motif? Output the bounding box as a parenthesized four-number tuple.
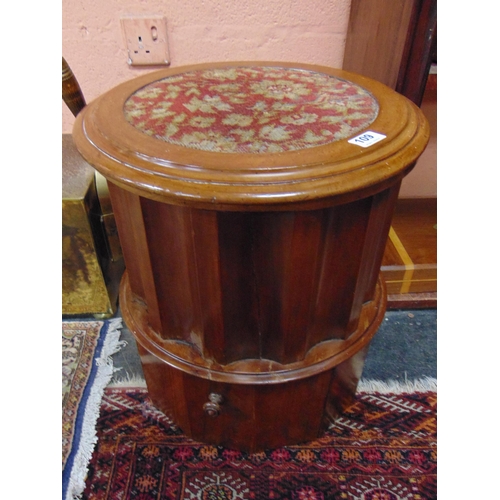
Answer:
(126, 107, 146, 119)
(249, 451, 267, 462)
(342, 449, 362, 462)
(190, 116, 216, 128)
(138, 87, 163, 99)
(357, 429, 381, 440)
(320, 115, 346, 125)
(384, 450, 403, 463)
(222, 114, 253, 127)
(260, 125, 291, 142)
(185, 87, 201, 97)
(166, 83, 182, 93)
(250, 79, 311, 100)
(346, 99, 375, 111)
(135, 475, 158, 493)
(199, 446, 219, 460)
(303, 130, 327, 143)
(230, 129, 256, 142)
(246, 141, 272, 153)
(141, 445, 160, 458)
(296, 449, 315, 463)
(227, 95, 248, 105)
(337, 123, 357, 138)
(180, 131, 214, 147)
(250, 101, 268, 112)
(159, 74, 186, 83)
(172, 112, 187, 124)
(204, 68, 240, 80)
(150, 104, 174, 120)
(280, 113, 318, 126)
(345, 111, 375, 122)
(256, 112, 276, 125)
(266, 143, 285, 153)
(209, 83, 242, 93)
(180, 131, 237, 152)
(162, 85, 181, 100)
(99, 441, 116, 454)
(288, 71, 321, 84)
(184, 96, 233, 114)
(162, 123, 179, 138)
(272, 102, 298, 111)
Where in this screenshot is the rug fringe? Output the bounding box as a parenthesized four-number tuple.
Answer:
(108, 373, 437, 394)
(65, 318, 124, 500)
(358, 376, 437, 394)
(108, 373, 148, 388)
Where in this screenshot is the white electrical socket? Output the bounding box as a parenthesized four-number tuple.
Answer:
(121, 17, 170, 66)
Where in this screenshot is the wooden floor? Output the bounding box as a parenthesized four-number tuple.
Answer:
(382, 198, 437, 309)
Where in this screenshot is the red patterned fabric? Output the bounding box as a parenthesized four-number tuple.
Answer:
(124, 67, 379, 153)
(82, 388, 436, 499)
(62, 321, 103, 467)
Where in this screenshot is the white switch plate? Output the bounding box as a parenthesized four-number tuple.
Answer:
(120, 17, 170, 66)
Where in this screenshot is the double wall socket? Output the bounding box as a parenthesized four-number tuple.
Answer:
(121, 17, 170, 66)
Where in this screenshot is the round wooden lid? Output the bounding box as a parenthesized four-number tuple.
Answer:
(73, 62, 429, 210)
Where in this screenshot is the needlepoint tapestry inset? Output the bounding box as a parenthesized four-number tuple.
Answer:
(124, 67, 379, 154)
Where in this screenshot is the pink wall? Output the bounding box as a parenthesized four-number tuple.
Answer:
(62, 0, 352, 132)
(399, 75, 437, 198)
(62, 0, 435, 198)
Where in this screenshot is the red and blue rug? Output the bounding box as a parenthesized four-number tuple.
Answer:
(81, 382, 437, 499)
(62, 319, 124, 500)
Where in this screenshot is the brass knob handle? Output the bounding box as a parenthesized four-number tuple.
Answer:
(203, 393, 223, 417)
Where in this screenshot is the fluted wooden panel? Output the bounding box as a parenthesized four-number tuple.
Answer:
(107, 182, 162, 333)
(119, 194, 396, 366)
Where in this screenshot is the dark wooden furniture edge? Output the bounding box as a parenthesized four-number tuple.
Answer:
(387, 291, 436, 309)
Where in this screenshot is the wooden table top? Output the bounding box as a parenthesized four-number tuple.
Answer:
(73, 61, 429, 210)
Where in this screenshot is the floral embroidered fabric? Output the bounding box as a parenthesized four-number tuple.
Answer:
(124, 67, 379, 154)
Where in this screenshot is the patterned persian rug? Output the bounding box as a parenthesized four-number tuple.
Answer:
(81, 380, 437, 499)
(62, 319, 124, 500)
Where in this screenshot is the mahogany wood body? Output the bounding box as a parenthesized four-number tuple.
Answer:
(72, 62, 429, 451)
(110, 180, 395, 451)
